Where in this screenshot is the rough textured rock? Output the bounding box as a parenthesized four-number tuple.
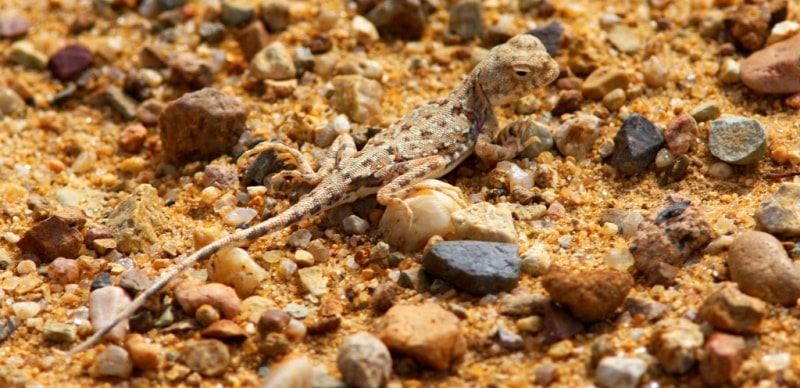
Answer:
(755, 182, 800, 238)
(250, 41, 296, 80)
(330, 75, 383, 124)
(451, 202, 517, 243)
(90, 345, 133, 378)
(173, 279, 242, 319)
(542, 266, 633, 322)
(581, 66, 629, 99)
(724, 1, 787, 52)
(17, 213, 83, 261)
(168, 53, 214, 89)
(106, 184, 168, 253)
(648, 318, 704, 374)
(631, 194, 716, 285)
(448, 1, 483, 41)
(180, 339, 230, 377)
(337, 332, 392, 388)
(375, 303, 466, 371)
(158, 88, 248, 165)
(364, 0, 427, 41)
(740, 33, 800, 94)
(727, 230, 800, 306)
(553, 114, 601, 161)
(699, 282, 767, 334)
(664, 113, 697, 156)
(708, 115, 767, 165)
(699, 332, 747, 385)
(610, 113, 665, 175)
(422, 241, 520, 295)
(543, 302, 584, 342)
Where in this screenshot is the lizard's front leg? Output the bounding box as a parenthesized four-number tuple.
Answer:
(475, 115, 521, 163)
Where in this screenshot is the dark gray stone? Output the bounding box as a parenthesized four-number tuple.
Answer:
(422, 241, 520, 295)
(610, 113, 664, 175)
(365, 0, 427, 41)
(528, 22, 563, 57)
(449, 1, 483, 41)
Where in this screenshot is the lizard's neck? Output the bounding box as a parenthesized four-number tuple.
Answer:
(451, 71, 491, 114)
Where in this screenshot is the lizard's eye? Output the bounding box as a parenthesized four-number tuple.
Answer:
(515, 70, 529, 77)
(512, 64, 532, 78)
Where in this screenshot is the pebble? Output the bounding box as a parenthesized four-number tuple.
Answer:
(610, 113, 664, 175)
(553, 114, 601, 161)
(601, 88, 626, 111)
(767, 20, 800, 45)
(0, 317, 18, 343)
(642, 56, 669, 87)
(90, 345, 133, 379)
(105, 86, 138, 120)
(342, 214, 370, 235)
(529, 22, 564, 57)
(520, 243, 551, 277)
(234, 21, 268, 60)
(727, 230, 800, 306)
(718, 57, 740, 84)
(700, 332, 747, 385)
(422, 241, 520, 295)
(551, 89, 583, 116)
(173, 279, 242, 318)
(287, 229, 312, 248)
(375, 303, 466, 371)
(298, 266, 329, 296)
(89, 286, 132, 341)
(631, 194, 715, 285)
(202, 164, 238, 190)
(7, 40, 47, 70)
(0, 14, 31, 39)
(517, 315, 544, 333)
(195, 304, 221, 326)
(542, 265, 632, 322)
(209, 246, 267, 297)
(136, 99, 164, 125)
(741, 29, 800, 94)
(260, 1, 291, 32)
(600, 208, 643, 239)
(352, 15, 380, 46)
(47, 44, 94, 81)
(220, 1, 255, 28)
(724, 2, 785, 52)
(250, 41, 296, 81)
(198, 21, 226, 44)
(708, 115, 767, 165)
(699, 282, 766, 334)
(365, 0, 426, 40)
(452, 202, 516, 243)
(624, 297, 666, 322)
(499, 292, 548, 316)
(106, 184, 167, 253)
(258, 309, 291, 334)
(581, 66, 629, 100)
(158, 88, 248, 165)
(261, 356, 313, 388)
(543, 301, 584, 342)
(118, 123, 148, 154)
(755, 182, 800, 238)
(607, 25, 640, 54)
(180, 339, 230, 377)
(201, 319, 248, 340)
(397, 268, 430, 292)
(493, 323, 523, 351)
(42, 321, 77, 343)
(293, 249, 315, 267)
(17, 214, 83, 261)
(11, 301, 41, 319)
(337, 332, 392, 388)
(515, 120, 553, 159)
(595, 356, 648, 388)
(126, 334, 163, 371)
(448, 1, 483, 41)
(336, 58, 384, 80)
(169, 53, 214, 89)
(48, 257, 80, 284)
(648, 318, 704, 374)
(664, 113, 697, 156)
(604, 247, 634, 271)
(331, 75, 383, 124)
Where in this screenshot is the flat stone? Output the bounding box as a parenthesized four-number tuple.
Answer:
(727, 230, 800, 306)
(624, 297, 667, 322)
(251, 41, 296, 80)
(201, 319, 248, 340)
(174, 279, 242, 318)
(581, 66, 629, 99)
(7, 40, 47, 70)
(595, 356, 648, 388)
(755, 182, 800, 238)
(17, 213, 83, 261)
(708, 115, 767, 165)
(499, 292, 549, 316)
(422, 241, 520, 295)
(365, 0, 427, 40)
(607, 25, 640, 54)
(337, 332, 392, 388)
(89, 286, 132, 341)
(105, 86, 138, 120)
(648, 318, 704, 374)
(610, 113, 664, 175)
(700, 332, 747, 385)
(330, 75, 383, 124)
(180, 339, 230, 377)
(42, 321, 77, 343)
(397, 268, 430, 292)
(0, 14, 30, 39)
(452, 202, 517, 243)
(106, 184, 167, 253)
(90, 345, 133, 378)
(375, 303, 466, 371)
(542, 265, 633, 322)
(553, 113, 601, 161)
(158, 88, 248, 164)
(48, 44, 94, 81)
(699, 282, 766, 334)
(529, 22, 564, 57)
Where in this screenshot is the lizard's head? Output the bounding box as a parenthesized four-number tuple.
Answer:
(476, 34, 559, 106)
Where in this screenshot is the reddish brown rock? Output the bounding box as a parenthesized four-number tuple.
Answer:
(48, 44, 94, 81)
(664, 113, 697, 156)
(125, 334, 163, 371)
(17, 214, 83, 261)
(0, 14, 31, 39)
(169, 52, 214, 89)
(741, 33, 800, 94)
(158, 88, 248, 164)
(542, 266, 633, 322)
(173, 279, 242, 319)
(700, 332, 747, 385)
(375, 303, 466, 371)
(724, 1, 787, 52)
(699, 282, 766, 334)
(202, 164, 239, 189)
(234, 21, 269, 60)
(48, 257, 80, 284)
(727, 230, 800, 306)
(118, 123, 148, 153)
(201, 319, 248, 341)
(551, 89, 583, 116)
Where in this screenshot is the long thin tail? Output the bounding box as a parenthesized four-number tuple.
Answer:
(67, 197, 319, 355)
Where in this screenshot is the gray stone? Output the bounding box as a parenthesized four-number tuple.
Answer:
(260, 1, 291, 32)
(42, 321, 77, 343)
(342, 215, 370, 235)
(90, 345, 133, 378)
(198, 21, 226, 44)
(493, 323, 523, 351)
(449, 1, 483, 41)
(251, 41, 296, 81)
(709, 115, 767, 165)
(755, 182, 800, 238)
(337, 332, 392, 388)
(553, 114, 601, 161)
(422, 241, 520, 295)
(515, 120, 554, 159)
(330, 75, 383, 124)
(118, 268, 152, 296)
(595, 356, 648, 388)
(105, 86, 137, 121)
(610, 113, 664, 175)
(220, 1, 255, 28)
(106, 184, 168, 253)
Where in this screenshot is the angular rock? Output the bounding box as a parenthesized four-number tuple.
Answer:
(42, 321, 77, 343)
(250, 41, 296, 80)
(422, 241, 520, 295)
(648, 318, 704, 374)
(724, 1, 787, 52)
(90, 286, 132, 341)
(198, 21, 226, 44)
(234, 21, 269, 60)
(48, 44, 93, 81)
(330, 75, 383, 124)
(631, 194, 716, 285)
(515, 120, 553, 159)
(7, 40, 47, 70)
(208, 247, 268, 297)
(260, 1, 291, 32)
(699, 282, 767, 334)
(542, 266, 633, 322)
(118, 268, 151, 296)
(451, 202, 516, 243)
(755, 182, 800, 238)
(700, 332, 747, 385)
(203, 164, 238, 189)
(595, 356, 648, 388)
(375, 303, 466, 371)
(664, 113, 697, 156)
(727, 230, 800, 306)
(17, 214, 83, 261)
(173, 279, 242, 318)
(220, 1, 255, 28)
(365, 0, 427, 41)
(581, 66, 629, 99)
(543, 302, 584, 342)
(553, 113, 601, 161)
(708, 115, 767, 165)
(690, 101, 721, 122)
(106, 184, 167, 253)
(118, 123, 148, 153)
(158, 88, 248, 164)
(610, 113, 665, 175)
(337, 332, 392, 388)
(448, 1, 483, 41)
(105, 86, 138, 121)
(180, 339, 230, 377)
(528, 22, 564, 57)
(168, 52, 214, 89)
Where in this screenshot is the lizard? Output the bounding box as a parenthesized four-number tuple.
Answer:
(68, 33, 559, 355)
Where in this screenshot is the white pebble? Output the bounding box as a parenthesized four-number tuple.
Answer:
(89, 286, 132, 340)
(496, 161, 534, 190)
(222, 207, 258, 226)
(12, 301, 42, 319)
(332, 114, 351, 133)
(209, 247, 268, 297)
(286, 318, 307, 341)
(605, 247, 634, 271)
(71, 151, 97, 173)
(279, 258, 298, 279)
(655, 148, 675, 169)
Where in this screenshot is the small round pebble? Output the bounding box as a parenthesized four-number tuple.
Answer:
(258, 309, 291, 334)
(520, 244, 551, 277)
(342, 214, 370, 235)
(337, 332, 392, 388)
(195, 304, 221, 326)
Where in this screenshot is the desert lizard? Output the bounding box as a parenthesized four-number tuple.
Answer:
(68, 33, 559, 354)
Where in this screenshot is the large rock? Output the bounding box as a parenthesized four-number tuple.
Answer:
(741, 33, 800, 94)
(727, 230, 800, 306)
(755, 182, 800, 238)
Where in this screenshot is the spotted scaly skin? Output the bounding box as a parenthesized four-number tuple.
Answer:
(68, 34, 559, 354)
